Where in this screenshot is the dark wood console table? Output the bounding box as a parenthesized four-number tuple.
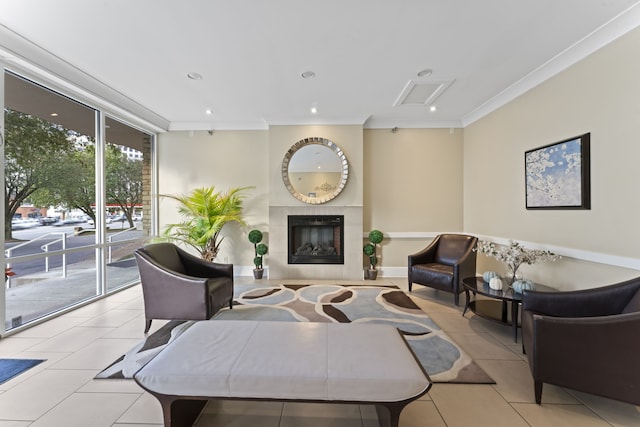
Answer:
(461, 276, 555, 343)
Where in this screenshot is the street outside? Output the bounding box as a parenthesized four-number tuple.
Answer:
(6, 220, 143, 277)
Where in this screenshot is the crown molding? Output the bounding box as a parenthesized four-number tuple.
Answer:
(461, 2, 640, 127)
(363, 118, 463, 129)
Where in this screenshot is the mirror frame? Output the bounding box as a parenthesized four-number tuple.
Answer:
(281, 137, 349, 204)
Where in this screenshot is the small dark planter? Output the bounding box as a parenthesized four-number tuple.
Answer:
(364, 268, 378, 280)
(253, 269, 264, 279)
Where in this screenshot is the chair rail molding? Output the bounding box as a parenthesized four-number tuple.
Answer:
(365, 232, 640, 272)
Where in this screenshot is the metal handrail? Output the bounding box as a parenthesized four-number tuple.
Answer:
(107, 227, 137, 263)
(41, 235, 68, 276)
(5, 232, 67, 287)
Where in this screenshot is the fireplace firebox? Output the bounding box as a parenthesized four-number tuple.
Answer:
(288, 215, 344, 264)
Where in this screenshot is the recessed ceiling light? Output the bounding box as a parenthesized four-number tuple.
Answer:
(187, 72, 203, 80)
(50, 113, 58, 117)
(205, 109, 212, 115)
(310, 106, 318, 114)
(430, 105, 437, 112)
(301, 71, 316, 79)
(417, 69, 432, 78)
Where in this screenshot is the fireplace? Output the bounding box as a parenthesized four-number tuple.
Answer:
(288, 215, 344, 264)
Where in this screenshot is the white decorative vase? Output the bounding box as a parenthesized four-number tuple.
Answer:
(482, 271, 500, 282)
(489, 277, 503, 290)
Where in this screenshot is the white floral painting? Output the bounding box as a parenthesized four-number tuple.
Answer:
(525, 134, 590, 209)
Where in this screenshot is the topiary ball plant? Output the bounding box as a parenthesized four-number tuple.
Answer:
(363, 229, 384, 271)
(248, 229, 268, 278)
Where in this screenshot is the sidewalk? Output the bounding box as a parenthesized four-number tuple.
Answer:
(4, 261, 140, 330)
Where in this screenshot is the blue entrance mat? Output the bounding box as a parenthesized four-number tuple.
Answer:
(0, 358, 46, 384)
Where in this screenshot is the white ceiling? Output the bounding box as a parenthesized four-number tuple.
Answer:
(1, 0, 639, 132)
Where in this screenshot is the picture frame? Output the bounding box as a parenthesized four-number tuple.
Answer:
(525, 133, 590, 210)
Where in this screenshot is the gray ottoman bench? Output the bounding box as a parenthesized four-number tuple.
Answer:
(134, 320, 432, 427)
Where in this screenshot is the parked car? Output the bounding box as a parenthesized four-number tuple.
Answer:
(39, 216, 59, 226)
(53, 217, 86, 226)
(11, 218, 40, 230)
(108, 214, 126, 223)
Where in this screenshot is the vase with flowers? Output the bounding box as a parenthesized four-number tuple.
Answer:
(475, 240, 560, 285)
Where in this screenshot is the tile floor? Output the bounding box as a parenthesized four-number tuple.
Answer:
(0, 277, 638, 427)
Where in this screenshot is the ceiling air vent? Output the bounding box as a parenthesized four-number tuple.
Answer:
(393, 79, 454, 107)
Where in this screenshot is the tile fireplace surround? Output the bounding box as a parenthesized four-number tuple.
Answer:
(269, 206, 363, 280)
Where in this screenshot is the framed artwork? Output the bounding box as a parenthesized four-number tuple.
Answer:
(525, 133, 590, 209)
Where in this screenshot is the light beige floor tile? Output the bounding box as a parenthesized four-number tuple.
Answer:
(112, 297, 145, 311)
(0, 421, 31, 426)
(116, 391, 164, 424)
(29, 392, 140, 427)
(430, 384, 529, 427)
(446, 331, 522, 360)
(0, 337, 46, 356)
(505, 342, 529, 361)
(77, 378, 145, 393)
(280, 402, 362, 427)
(101, 314, 148, 339)
(427, 311, 482, 333)
(10, 315, 87, 338)
(63, 299, 125, 318)
(25, 326, 113, 353)
(476, 359, 578, 404)
(106, 285, 143, 302)
(282, 402, 361, 418)
(406, 287, 460, 309)
(399, 400, 446, 427)
(49, 337, 140, 370)
(79, 309, 143, 328)
(512, 402, 612, 426)
(195, 400, 283, 426)
(568, 390, 640, 427)
(0, 369, 95, 420)
(473, 316, 520, 343)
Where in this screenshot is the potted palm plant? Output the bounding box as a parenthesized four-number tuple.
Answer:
(248, 229, 268, 279)
(162, 186, 251, 262)
(363, 229, 383, 280)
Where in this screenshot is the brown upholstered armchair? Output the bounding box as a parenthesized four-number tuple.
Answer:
(134, 242, 234, 333)
(408, 234, 478, 305)
(522, 277, 640, 405)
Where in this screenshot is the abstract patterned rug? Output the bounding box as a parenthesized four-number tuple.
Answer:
(96, 284, 493, 384)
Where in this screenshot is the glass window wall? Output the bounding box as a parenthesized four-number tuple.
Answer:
(2, 71, 154, 333)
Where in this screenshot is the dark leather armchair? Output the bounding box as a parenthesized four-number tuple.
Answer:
(134, 242, 234, 333)
(522, 277, 640, 405)
(408, 234, 478, 305)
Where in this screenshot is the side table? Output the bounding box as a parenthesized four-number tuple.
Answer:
(461, 276, 555, 342)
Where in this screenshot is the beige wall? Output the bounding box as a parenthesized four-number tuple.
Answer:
(363, 128, 464, 268)
(464, 26, 640, 289)
(268, 125, 364, 207)
(155, 27, 640, 284)
(157, 130, 269, 265)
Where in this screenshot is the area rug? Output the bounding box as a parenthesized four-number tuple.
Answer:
(96, 284, 494, 384)
(0, 358, 46, 384)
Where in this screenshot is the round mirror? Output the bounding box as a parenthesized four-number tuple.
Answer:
(282, 137, 349, 204)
